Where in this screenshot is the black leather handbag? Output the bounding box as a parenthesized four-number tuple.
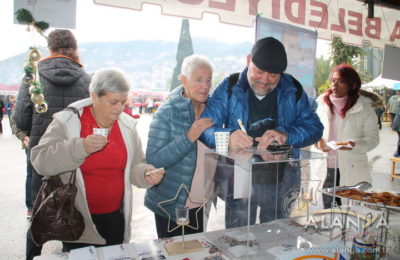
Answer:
(29, 170, 85, 246)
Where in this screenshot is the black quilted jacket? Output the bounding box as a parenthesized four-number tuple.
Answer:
(13, 56, 90, 148)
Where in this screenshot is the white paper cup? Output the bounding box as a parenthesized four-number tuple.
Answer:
(93, 128, 109, 137)
(214, 132, 230, 154)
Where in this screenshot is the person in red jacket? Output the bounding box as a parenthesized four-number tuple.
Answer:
(123, 98, 140, 119)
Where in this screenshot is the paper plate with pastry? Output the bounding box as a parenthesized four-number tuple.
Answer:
(326, 140, 354, 150)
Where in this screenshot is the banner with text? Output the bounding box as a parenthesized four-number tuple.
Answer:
(94, 0, 400, 49)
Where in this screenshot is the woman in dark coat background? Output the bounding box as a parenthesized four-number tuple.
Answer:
(13, 29, 91, 260)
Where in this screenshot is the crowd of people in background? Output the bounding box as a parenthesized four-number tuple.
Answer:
(0, 95, 15, 133)
(2, 29, 400, 260)
(128, 96, 163, 115)
(0, 91, 396, 135)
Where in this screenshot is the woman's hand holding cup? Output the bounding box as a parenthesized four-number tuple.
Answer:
(83, 134, 108, 154)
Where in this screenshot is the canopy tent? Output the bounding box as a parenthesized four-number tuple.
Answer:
(362, 74, 400, 89)
(0, 84, 19, 96)
(94, 0, 400, 49)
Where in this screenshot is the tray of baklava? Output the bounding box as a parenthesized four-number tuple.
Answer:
(321, 188, 400, 209)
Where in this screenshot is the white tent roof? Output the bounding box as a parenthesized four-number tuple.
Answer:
(362, 74, 400, 89)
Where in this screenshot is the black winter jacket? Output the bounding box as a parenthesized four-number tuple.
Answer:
(14, 56, 90, 148)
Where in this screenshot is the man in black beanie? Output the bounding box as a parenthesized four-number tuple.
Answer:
(200, 37, 323, 228)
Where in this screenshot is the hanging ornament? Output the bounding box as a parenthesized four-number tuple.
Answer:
(15, 8, 34, 25)
(29, 79, 44, 106)
(16, 8, 50, 114)
(24, 74, 34, 85)
(35, 102, 48, 113)
(31, 93, 44, 104)
(28, 84, 37, 95)
(28, 47, 41, 61)
(24, 61, 37, 75)
(15, 9, 49, 39)
(28, 81, 42, 95)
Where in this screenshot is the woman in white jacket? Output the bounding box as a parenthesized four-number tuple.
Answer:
(315, 64, 380, 209)
(31, 68, 165, 251)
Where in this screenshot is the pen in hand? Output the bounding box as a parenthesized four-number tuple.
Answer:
(237, 119, 247, 134)
(145, 167, 164, 176)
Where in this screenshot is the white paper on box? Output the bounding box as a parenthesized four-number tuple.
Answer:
(233, 160, 251, 199)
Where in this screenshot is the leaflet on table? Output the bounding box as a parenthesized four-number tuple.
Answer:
(100, 244, 136, 260)
(134, 241, 167, 259)
(266, 237, 298, 257)
(68, 244, 137, 260)
(228, 244, 258, 258)
(68, 246, 99, 260)
(220, 229, 258, 258)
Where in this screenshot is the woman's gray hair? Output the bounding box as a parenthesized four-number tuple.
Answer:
(89, 68, 130, 97)
(181, 54, 214, 78)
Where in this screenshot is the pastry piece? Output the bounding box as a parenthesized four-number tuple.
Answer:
(333, 189, 400, 207)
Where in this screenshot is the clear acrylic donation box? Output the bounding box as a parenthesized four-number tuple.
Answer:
(201, 148, 332, 259)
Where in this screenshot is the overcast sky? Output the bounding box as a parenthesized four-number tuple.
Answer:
(0, 1, 329, 61)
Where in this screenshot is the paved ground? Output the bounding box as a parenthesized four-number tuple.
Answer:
(0, 115, 399, 259)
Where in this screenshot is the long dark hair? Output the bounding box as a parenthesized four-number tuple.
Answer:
(323, 63, 361, 118)
(47, 29, 80, 62)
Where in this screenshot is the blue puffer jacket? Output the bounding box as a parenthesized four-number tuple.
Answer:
(201, 68, 323, 148)
(144, 86, 197, 219)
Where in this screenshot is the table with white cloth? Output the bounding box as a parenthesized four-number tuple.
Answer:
(33, 210, 400, 260)
(34, 148, 400, 259)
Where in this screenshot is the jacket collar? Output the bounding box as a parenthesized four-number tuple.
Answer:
(346, 95, 370, 114)
(317, 93, 373, 115)
(40, 55, 82, 67)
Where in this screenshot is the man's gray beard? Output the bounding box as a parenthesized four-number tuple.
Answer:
(250, 82, 277, 96)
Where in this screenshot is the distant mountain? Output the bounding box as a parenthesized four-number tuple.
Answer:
(0, 38, 252, 91)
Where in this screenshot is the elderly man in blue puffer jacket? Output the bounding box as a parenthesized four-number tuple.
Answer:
(201, 37, 323, 228)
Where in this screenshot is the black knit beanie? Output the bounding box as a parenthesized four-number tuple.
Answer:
(251, 37, 287, 73)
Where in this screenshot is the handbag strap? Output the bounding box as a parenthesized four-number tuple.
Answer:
(52, 106, 79, 220)
(63, 106, 81, 119)
(67, 169, 77, 186)
(63, 105, 79, 186)
(55, 169, 77, 220)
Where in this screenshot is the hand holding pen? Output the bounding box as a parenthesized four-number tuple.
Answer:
(228, 119, 253, 148)
(237, 119, 247, 134)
